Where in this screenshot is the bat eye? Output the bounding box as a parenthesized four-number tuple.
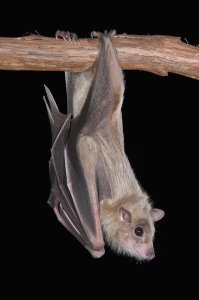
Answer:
(134, 226, 144, 237)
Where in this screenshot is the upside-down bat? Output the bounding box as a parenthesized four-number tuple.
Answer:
(44, 30, 165, 260)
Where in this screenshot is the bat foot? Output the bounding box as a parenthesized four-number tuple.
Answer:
(90, 30, 116, 39)
(55, 30, 80, 44)
(55, 30, 71, 41)
(70, 32, 80, 44)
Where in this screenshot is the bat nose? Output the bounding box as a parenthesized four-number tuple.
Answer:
(146, 248, 155, 260)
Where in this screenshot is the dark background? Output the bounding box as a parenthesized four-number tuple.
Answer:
(1, 2, 198, 296)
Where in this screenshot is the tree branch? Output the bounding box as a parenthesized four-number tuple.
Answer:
(0, 35, 199, 80)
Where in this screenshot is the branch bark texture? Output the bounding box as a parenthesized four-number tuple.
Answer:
(0, 35, 198, 80)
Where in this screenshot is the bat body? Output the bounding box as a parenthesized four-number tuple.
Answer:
(44, 31, 164, 260)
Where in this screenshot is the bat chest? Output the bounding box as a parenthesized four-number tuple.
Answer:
(97, 133, 134, 200)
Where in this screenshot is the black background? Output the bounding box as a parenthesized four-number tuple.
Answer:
(1, 2, 198, 297)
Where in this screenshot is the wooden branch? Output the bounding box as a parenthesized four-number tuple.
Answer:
(0, 35, 199, 80)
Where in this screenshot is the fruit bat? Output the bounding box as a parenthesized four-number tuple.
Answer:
(44, 30, 165, 260)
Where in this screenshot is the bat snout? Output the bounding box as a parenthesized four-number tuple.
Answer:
(145, 248, 155, 260)
(134, 242, 155, 261)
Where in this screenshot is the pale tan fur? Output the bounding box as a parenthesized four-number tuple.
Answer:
(73, 63, 164, 259)
(100, 197, 154, 257)
(69, 71, 93, 117)
(46, 39, 164, 259)
(76, 77, 142, 204)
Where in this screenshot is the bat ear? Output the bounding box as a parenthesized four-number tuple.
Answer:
(150, 208, 165, 222)
(119, 207, 132, 223)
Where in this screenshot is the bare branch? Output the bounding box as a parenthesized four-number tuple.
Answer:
(0, 35, 199, 80)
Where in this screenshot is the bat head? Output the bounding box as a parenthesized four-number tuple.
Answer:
(100, 197, 164, 261)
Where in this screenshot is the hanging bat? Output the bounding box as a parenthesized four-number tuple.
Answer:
(44, 30, 165, 260)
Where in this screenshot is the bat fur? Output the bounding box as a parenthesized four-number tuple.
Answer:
(44, 30, 165, 260)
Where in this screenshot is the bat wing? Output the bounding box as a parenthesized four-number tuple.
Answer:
(77, 35, 124, 133)
(44, 86, 105, 258)
(44, 33, 124, 258)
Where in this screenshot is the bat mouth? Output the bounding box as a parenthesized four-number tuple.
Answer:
(129, 242, 155, 261)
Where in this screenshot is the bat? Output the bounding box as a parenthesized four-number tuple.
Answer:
(44, 30, 165, 260)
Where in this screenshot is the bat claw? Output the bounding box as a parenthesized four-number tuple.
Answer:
(55, 30, 79, 44)
(70, 32, 80, 45)
(55, 30, 71, 41)
(90, 30, 116, 39)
